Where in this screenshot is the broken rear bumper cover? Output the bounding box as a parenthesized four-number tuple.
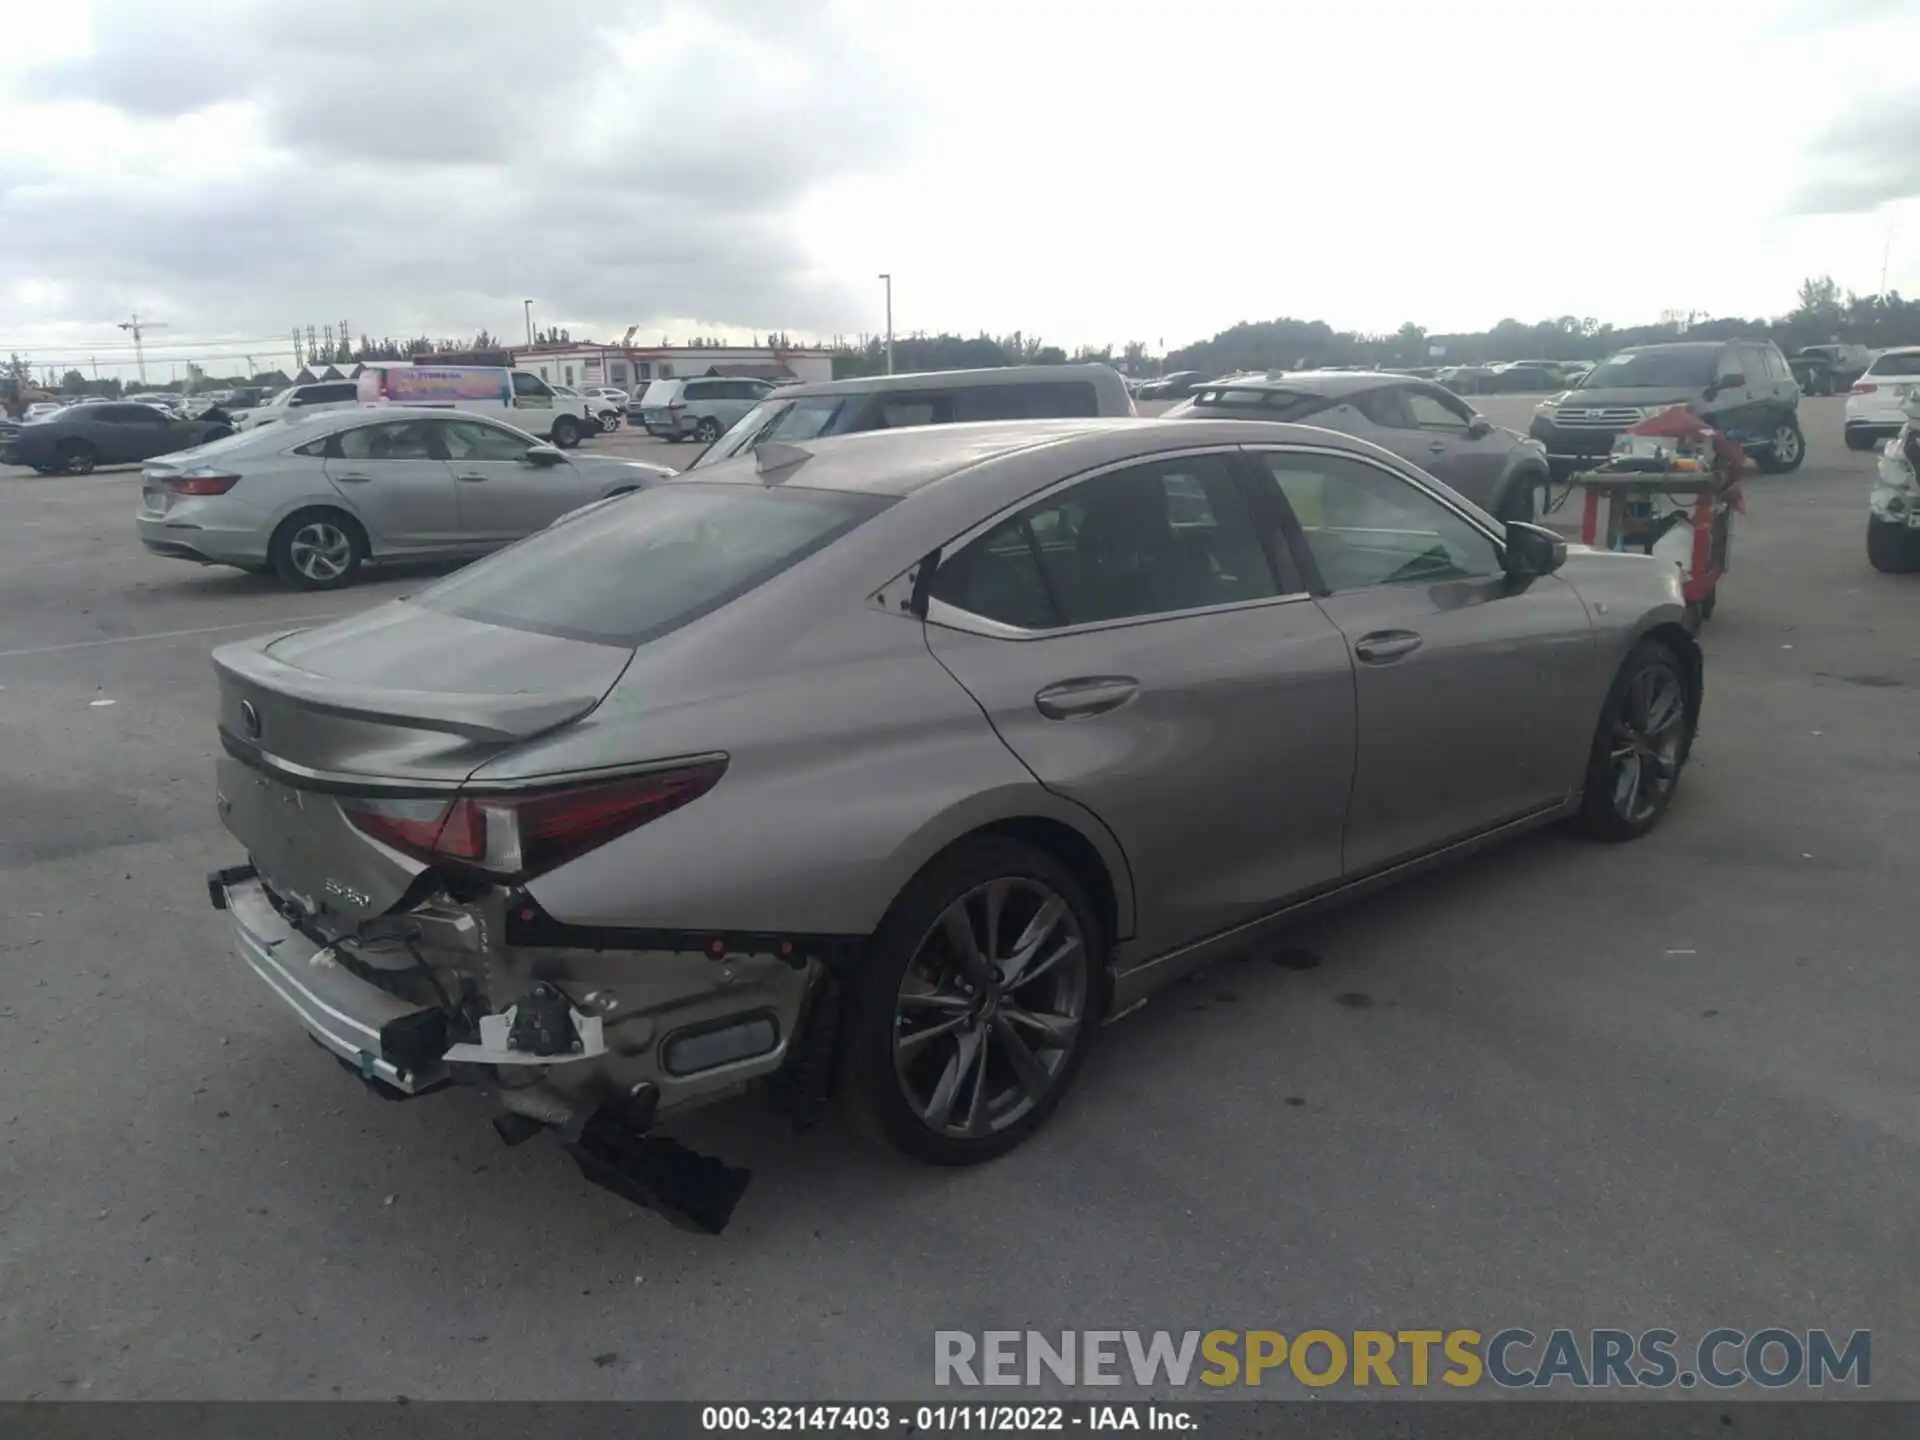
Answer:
(210, 866, 827, 1115)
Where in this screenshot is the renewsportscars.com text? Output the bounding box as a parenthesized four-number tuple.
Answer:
(933, 1328, 1871, 1390)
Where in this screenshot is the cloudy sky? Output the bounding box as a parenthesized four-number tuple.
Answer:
(2, 0, 1917, 379)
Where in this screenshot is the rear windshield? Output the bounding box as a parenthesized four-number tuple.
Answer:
(1866, 351, 1920, 377)
(1190, 387, 1334, 419)
(411, 481, 890, 647)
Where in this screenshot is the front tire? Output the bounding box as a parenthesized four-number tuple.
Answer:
(550, 415, 584, 449)
(1867, 516, 1920, 573)
(270, 509, 367, 590)
(1758, 414, 1805, 473)
(842, 837, 1103, 1165)
(1845, 430, 1882, 453)
(1569, 638, 1696, 841)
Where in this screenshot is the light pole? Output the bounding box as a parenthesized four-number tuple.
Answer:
(524, 299, 535, 347)
(878, 273, 893, 375)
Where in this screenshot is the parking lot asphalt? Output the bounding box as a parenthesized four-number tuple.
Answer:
(2, 395, 1917, 1400)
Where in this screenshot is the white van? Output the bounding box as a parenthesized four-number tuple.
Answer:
(355, 366, 600, 448)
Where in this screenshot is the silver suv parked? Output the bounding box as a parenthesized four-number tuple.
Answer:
(633, 376, 777, 443)
(1165, 370, 1551, 522)
(688, 363, 1136, 469)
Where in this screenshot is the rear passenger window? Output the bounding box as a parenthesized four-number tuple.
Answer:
(876, 394, 957, 428)
(954, 383, 1101, 421)
(930, 454, 1283, 629)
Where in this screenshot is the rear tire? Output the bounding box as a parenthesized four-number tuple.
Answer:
(1757, 414, 1805, 473)
(54, 439, 96, 475)
(1867, 517, 1920, 573)
(1568, 638, 1696, 842)
(270, 508, 368, 590)
(841, 836, 1104, 1165)
(550, 415, 584, 449)
(694, 417, 722, 443)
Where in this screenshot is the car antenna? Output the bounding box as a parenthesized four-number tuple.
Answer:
(753, 442, 813, 484)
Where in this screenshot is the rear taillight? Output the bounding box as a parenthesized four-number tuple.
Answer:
(340, 760, 726, 883)
(1851, 382, 1878, 395)
(164, 469, 242, 495)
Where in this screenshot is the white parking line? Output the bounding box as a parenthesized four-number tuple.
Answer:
(0, 613, 343, 660)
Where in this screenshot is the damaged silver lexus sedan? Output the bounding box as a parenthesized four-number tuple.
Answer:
(209, 417, 1703, 1231)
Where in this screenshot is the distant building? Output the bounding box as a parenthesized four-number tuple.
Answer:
(511, 341, 834, 392)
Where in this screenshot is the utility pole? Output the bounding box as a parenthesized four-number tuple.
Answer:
(117, 313, 166, 385)
(1882, 212, 1896, 298)
(878, 273, 894, 375)
(524, 299, 535, 348)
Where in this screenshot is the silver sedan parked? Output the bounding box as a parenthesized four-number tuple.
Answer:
(207, 416, 1702, 1231)
(135, 406, 674, 589)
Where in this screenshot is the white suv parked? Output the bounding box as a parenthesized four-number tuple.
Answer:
(1846, 349, 1920, 451)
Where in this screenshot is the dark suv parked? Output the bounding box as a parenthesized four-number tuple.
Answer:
(1527, 339, 1804, 478)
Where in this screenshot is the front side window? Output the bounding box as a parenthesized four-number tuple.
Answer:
(1251, 450, 1499, 592)
(1351, 387, 1411, 428)
(439, 419, 535, 462)
(1403, 388, 1470, 430)
(512, 373, 553, 399)
(930, 453, 1283, 630)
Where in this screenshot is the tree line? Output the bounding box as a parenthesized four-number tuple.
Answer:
(16, 276, 1918, 397)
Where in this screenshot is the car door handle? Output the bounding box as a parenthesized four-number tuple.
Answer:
(1428, 440, 1448, 452)
(454, 473, 489, 482)
(1354, 630, 1423, 664)
(333, 472, 374, 483)
(1034, 677, 1139, 720)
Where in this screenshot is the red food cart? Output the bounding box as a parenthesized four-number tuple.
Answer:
(1566, 406, 1743, 630)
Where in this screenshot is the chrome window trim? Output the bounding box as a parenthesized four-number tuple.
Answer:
(924, 590, 1319, 642)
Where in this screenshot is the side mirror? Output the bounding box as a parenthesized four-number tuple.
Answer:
(522, 444, 566, 467)
(1466, 415, 1493, 439)
(1502, 520, 1567, 580)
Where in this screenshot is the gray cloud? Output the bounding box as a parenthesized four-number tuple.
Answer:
(3, 0, 919, 349)
(1788, 89, 1920, 215)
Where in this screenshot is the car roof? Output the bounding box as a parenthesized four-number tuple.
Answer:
(1614, 338, 1773, 354)
(665, 415, 1410, 499)
(763, 363, 1125, 399)
(1193, 370, 1404, 396)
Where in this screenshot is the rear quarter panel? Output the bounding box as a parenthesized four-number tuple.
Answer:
(500, 607, 1135, 938)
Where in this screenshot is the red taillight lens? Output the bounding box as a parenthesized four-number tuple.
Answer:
(164, 471, 242, 495)
(1851, 382, 1878, 395)
(340, 761, 725, 883)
